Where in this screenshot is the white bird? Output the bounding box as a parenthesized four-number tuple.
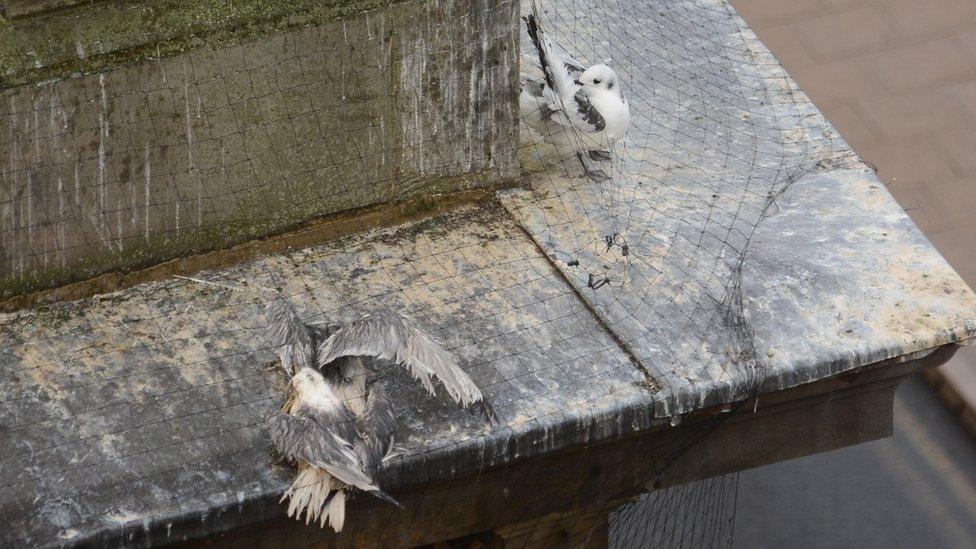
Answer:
(266, 299, 496, 420)
(521, 10, 630, 181)
(266, 299, 370, 414)
(263, 299, 496, 531)
(266, 367, 399, 531)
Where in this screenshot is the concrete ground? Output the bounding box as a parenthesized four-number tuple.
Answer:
(729, 0, 976, 546)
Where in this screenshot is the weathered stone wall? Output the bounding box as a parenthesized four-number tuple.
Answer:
(0, 0, 520, 299)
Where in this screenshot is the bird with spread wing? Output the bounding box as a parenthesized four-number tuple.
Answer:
(264, 298, 495, 531)
(521, 6, 630, 181)
(266, 367, 398, 531)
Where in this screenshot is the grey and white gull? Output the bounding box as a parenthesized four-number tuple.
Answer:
(264, 298, 495, 531)
(520, 7, 630, 181)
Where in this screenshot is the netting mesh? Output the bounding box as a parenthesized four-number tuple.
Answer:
(0, 0, 861, 546)
(611, 476, 739, 548)
(0, 0, 519, 296)
(512, 0, 853, 414)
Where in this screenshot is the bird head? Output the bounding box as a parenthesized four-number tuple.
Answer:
(290, 367, 330, 402)
(575, 64, 619, 94)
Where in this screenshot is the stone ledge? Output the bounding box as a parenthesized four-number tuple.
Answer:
(0, 0, 521, 299)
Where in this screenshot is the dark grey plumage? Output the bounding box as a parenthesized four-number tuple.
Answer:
(264, 369, 397, 506)
(265, 299, 319, 373)
(265, 411, 382, 496)
(573, 89, 606, 132)
(265, 299, 368, 392)
(354, 383, 397, 476)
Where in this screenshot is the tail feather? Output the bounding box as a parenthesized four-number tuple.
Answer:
(282, 465, 335, 525)
(370, 488, 402, 508)
(323, 490, 346, 532)
(280, 466, 391, 533)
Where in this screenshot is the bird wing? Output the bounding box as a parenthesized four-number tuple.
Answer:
(524, 11, 605, 136)
(552, 42, 586, 75)
(525, 11, 580, 106)
(355, 383, 397, 473)
(265, 299, 315, 374)
(571, 90, 607, 133)
(520, 44, 585, 77)
(316, 313, 485, 408)
(265, 409, 379, 493)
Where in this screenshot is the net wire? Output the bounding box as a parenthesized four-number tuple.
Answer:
(0, 0, 859, 546)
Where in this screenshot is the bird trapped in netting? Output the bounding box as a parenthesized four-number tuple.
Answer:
(263, 299, 495, 531)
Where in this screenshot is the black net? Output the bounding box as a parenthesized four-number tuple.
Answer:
(611, 476, 740, 548)
(0, 0, 860, 547)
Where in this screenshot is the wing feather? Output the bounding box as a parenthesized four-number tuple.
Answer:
(524, 9, 605, 139)
(265, 409, 377, 493)
(316, 313, 485, 408)
(572, 90, 606, 132)
(265, 299, 315, 374)
(355, 384, 397, 473)
(525, 11, 579, 107)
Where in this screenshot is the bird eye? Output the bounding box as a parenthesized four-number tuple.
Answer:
(593, 79, 602, 84)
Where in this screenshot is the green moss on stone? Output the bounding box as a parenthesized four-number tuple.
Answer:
(0, 170, 500, 300)
(0, 0, 521, 300)
(0, 0, 408, 88)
